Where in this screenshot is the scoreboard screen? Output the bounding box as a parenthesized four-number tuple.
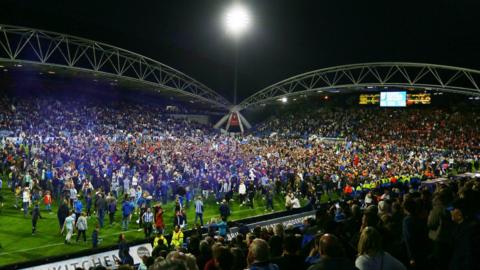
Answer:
(380, 92, 407, 107)
(359, 92, 431, 106)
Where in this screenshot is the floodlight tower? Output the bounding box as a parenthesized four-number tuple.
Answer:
(215, 2, 252, 133)
(224, 2, 250, 104)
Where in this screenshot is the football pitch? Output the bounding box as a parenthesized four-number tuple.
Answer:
(0, 184, 327, 267)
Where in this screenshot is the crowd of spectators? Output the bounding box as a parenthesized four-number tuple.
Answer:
(106, 177, 480, 270)
(0, 92, 479, 269)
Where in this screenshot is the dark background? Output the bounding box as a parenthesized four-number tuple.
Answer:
(1, 0, 479, 103)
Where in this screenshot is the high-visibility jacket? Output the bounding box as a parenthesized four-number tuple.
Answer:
(153, 235, 168, 248)
(170, 230, 184, 248)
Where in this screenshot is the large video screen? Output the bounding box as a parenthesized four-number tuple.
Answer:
(380, 91, 406, 107)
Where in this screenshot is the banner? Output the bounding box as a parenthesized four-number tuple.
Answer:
(20, 243, 152, 270)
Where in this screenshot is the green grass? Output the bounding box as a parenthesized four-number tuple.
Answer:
(0, 183, 329, 267)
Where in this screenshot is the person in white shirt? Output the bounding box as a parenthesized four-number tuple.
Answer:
(364, 191, 373, 206)
(291, 195, 301, 209)
(238, 180, 246, 205)
(76, 212, 88, 243)
(22, 187, 31, 216)
(62, 212, 76, 244)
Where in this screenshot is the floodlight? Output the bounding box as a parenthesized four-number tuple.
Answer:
(224, 4, 250, 36)
(281, 97, 288, 103)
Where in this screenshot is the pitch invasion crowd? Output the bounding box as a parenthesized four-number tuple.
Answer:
(0, 94, 479, 269)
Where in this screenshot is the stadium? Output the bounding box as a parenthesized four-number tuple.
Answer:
(0, 1, 479, 270)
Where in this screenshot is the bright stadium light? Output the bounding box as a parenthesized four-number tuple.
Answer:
(224, 4, 251, 37)
(281, 97, 288, 103)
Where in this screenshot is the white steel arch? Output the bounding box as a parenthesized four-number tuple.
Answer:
(0, 24, 231, 109)
(238, 62, 480, 110)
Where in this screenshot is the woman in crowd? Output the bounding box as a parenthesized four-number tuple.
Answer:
(355, 226, 406, 270)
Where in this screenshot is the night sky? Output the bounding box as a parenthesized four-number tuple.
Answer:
(1, 0, 479, 103)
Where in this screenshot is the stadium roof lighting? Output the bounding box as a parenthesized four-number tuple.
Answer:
(224, 3, 251, 37)
(367, 86, 373, 89)
(0, 65, 3, 68)
(317, 90, 323, 93)
(280, 97, 288, 103)
(47, 70, 55, 74)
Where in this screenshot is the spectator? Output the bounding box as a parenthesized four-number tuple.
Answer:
(271, 235, 307, 270)
(92, 224, 100, 248)
(155, 204, 165, 234)
(62, 212, 75, 244)
(171, 225, 184, 249)
(219, 200, 231, 221)
(122, 198, 133, 230)
(307, 234, 356, 270)
(76, 212, 88, 243)
(217, 217, 228, 238)
(247, 238, 279, 270)
(402, 197, 430, 269)
(31, 203, 42, 235)
(355, 226, 406, 270)
(269, 224, 284, 258)
(448, 198, 480, 270)
(118, 233, 134, 265)
(195, 196, 204, 226)
(142, 207, 154, 238)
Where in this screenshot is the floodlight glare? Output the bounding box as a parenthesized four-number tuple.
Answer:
(224, 4, 250, 36)
(281, 97, 288, 103)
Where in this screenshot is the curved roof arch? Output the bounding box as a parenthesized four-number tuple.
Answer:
(0, 24, 231, 109)
(238, 62, 480, 110)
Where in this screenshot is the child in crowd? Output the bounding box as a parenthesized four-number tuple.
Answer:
(92, 224, 100, 248)
(43, 190, 52, 212)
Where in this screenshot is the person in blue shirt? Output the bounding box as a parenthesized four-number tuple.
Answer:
(85, 193, 92, 217)
(160, 181, 168, 204)
(74, 198, 83, 223)
(217, 217, 228, 238)
(122, 198, 133, 230)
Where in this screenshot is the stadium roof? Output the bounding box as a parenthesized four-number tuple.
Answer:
(1, 1, 479, 107)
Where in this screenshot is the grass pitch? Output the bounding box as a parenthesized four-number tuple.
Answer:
(0, 183, 327, 266)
